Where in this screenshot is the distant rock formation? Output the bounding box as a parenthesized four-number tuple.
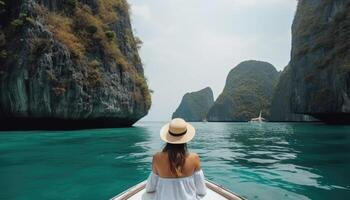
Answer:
(0, 0, 151, 129)
(270, 65, 315, 121)
(290, 0, 350, 123)
(172, 87, 214, 122)
(207, 60, 279, 121)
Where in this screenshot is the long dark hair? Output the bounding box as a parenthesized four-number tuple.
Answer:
(162, 143, 188, 176)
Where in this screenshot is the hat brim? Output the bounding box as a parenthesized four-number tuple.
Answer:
(160, 122, 195, 144)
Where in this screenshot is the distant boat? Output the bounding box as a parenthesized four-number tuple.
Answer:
(249, 111, 266, 123)
(111, 179, 244, 200)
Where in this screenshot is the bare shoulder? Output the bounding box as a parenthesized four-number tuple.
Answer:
(151, 152, 163, 174)
(188, 152, 201, 170)
(153, 152, 163, 159)
(188, 152, 200, 160)
(151, 152, 163, 169)
(153, 151, 162, 157)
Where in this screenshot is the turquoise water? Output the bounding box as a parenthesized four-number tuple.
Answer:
(0, 122, 350, 200)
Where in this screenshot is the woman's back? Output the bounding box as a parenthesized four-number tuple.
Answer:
(145, 118, 207, 200)
(146, 152, 206, 200)
(152, 152, 200, 178)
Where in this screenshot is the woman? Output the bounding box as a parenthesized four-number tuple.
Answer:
(145, 118, 207, 200)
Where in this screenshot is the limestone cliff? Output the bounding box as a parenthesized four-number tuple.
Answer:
(0, 0, 151, 129)
(207, 60, 279, 121)
(172, 87, 214, 122)
(270, 65, 315, 121)
(290, 0, 350, 123)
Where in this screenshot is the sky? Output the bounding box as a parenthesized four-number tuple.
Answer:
(128, 0, 298, 121)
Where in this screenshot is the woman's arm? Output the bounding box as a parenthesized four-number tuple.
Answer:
(151, 154, 158, 174)
(193, 154, 207, 196)
(145, 154, 159, 193)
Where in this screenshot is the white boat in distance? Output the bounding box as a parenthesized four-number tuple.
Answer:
(249, 111, 266, 123)
(111, 179, 245, 200)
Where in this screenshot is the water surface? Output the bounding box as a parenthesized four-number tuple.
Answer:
(0, 122, 349, 199)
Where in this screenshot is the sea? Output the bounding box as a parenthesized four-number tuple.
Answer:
(0, 121, 349, 200)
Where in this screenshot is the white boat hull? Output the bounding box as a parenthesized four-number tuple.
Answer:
(111, 179, 244, 200)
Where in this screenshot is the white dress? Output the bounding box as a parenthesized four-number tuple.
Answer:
(145, 170, 207, 200)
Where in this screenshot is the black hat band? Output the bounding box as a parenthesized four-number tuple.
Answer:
(169, 129, 187, 137)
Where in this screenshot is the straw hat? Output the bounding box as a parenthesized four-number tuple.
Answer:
(160, 118, 196, 144)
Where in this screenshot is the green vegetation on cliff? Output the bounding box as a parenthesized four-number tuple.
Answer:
(207, 60, 279, 121)
(172, 87, 214, 122)
(46, 1, 151, 107)
(0, 0, 151, 129)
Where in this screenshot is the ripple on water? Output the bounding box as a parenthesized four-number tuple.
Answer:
(0, 122, 350, 200)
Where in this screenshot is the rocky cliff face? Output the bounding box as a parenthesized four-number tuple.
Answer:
(172, 87, 214, 122)
(0, 0, 151, 129)
(270, 65, 315, 121)
(207, 60, 279, 121)
(290, 0, 350, 123)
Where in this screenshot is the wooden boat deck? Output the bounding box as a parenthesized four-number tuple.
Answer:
(111, 179, 244, 200)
